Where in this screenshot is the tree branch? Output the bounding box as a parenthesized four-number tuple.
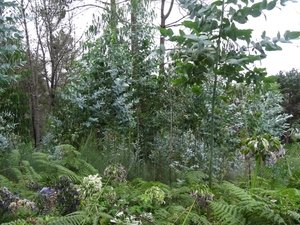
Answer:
(165, 14, 189, 27)
(66, 4, 108, 12)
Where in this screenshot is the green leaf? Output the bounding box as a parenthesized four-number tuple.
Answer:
(261, 0, 268, 9)
(232, 9, 248, 24)
(267, 0, 277, 10)
(262, 138, 269, 151)
(211, 0, 223, 6)
(184, 34, 208, 41)
(265, 42, 282, 51)
(166, 28, 174, 37)
(190, 85, 202, 94)
(284, 30, 300, 40)
(159, 27, 168, 37)
(179, 29, 185, 36)
(263, 75, 277, 83)
(182, 20, 198, 30)
(171, 76, 188, 85)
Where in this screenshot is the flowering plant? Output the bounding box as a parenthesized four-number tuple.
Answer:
(34, 187, 56, 214)
(104, 164, 127, 183)
(141, 186, 166, 205)
(0, 187, 19, 216)
(80, 174, 102, 199)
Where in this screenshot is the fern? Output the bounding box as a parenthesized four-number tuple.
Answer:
(0, 175, 11, 189)
(0, 219, 27, 225)
(49, 211, 86, 225)
(30, 152, 81, 184)
(287, 210, 300, 223)
(210, 200, 246, 225)
(211, 182, 287, 225)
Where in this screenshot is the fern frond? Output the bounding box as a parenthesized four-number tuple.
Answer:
(49, 211, 86, 225)
(0, 219, 27, 225)
(0, 175, 12, 189)
(8, 167, 23, 181)
(210, 200, 246, 225)
(6, 150, 21, 165)
(31, 152, 81, 183)
(223, 181, 252, 202)
(77, 159, 98, 176)
(287, 210, 300, 223)
(20, 160, 42, 180)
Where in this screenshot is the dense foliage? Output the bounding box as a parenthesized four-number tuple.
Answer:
(0, 0, 300, 224)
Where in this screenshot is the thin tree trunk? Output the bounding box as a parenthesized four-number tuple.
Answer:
(21, 0, 41, 149)
(160, 0, 174, 74)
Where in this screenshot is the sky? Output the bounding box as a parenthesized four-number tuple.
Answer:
(75, 0, 300, 76)
(244, 1, 300, 75)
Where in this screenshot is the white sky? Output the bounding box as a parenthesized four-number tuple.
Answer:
(75, 0, 300, 76)
(245, 1, 300, 75)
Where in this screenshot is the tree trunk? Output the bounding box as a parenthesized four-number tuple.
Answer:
(160, 0, 174, 74)
(21, 0, 41, 149)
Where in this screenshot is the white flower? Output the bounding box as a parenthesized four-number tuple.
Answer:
(81, 174, 102, 198)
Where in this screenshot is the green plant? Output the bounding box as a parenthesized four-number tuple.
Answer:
(210, 181, 300, 225)
(240, 133, 285, 189)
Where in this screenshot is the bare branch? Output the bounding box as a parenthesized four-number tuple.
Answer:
(164, 0, 174, 19)
(165, 14, 189, 27)
(66, 4, 108, 12)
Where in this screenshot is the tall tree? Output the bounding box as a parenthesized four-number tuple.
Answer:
(277, 68, 300, 139)
(20, 0, 79, 148)
(168, 0, 299, 187)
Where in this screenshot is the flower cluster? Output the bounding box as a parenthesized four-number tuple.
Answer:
(111, 211, 142, 225)
(0, 187, 19, 215)
(8, 199, 34, 211)
(54, 177, 80, 215)
(190, 190, 214, 208)
(140, 212, 155, 223)
(143, 186, 166, 205)
(104, 164, 127, 183)
(34, 177, 80, 215)
(81, 174, 102, 198)
(26, 179, 40, 191)
(34, 187, 56, 214)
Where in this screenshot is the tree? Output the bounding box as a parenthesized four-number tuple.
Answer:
(277, 68, 300, 136)
(167, 0, 299, 187)
(0, 0, 30, 150)
(20, 0, 79, 149)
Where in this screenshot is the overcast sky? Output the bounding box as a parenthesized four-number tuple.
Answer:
(246, 1, 300, 75)
(76, 0, 300, 75)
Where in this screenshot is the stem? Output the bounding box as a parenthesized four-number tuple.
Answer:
(252, 155, 260, 190)
(208, 0, 225, 189)
(182, 199, 196, 225)
(169, 94, 173, 186)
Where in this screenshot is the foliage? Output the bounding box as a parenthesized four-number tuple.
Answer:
(34, 187, 56, 215)
(0, 187, 20, 219)
(0, 0, 29, 151)
(53, 177, 80, 215)
(1, 0, 300, 224)
(104, 163, 127, 184)
(210, 181, 300, 225)
(276, 68, 300, 133)
(80, 174, 102, 199)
